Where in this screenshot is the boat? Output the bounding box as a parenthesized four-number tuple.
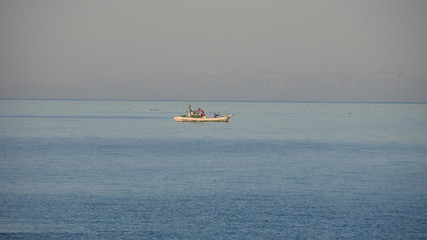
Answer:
(174, 105, 233, 122)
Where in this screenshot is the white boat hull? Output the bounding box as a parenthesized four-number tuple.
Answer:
(174, 114, 232, 122)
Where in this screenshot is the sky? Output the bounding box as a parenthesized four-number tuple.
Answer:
(0, 0, 426, 102)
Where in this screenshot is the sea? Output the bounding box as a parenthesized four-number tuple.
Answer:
(0, 99, 426, 239)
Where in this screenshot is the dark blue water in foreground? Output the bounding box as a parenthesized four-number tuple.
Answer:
(1, 100, 426, 239)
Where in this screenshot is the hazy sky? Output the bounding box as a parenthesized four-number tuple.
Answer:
(1, 0, 426, 101)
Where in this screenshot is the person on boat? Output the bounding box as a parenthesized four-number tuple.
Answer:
(196, 108, 205, 117)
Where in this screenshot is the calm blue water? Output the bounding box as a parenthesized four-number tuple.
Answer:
(0, 100, 426, 239)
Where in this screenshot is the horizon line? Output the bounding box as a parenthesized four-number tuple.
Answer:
(1, 97, 426, 104)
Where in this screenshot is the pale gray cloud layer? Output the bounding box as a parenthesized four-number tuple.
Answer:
(0, 0, 426, 101)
